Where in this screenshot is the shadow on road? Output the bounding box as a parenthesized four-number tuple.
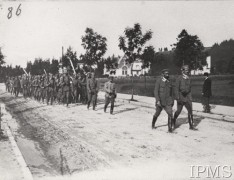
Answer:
(114, 107, 138, 115)
(175, 116, 204, 130)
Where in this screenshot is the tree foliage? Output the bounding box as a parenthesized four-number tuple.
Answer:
(81, 28, 107, 67)
(104, 54, 119, 71)
(141, 46, 155, 69)
(62, 46, 78, 72)
(210, 39, 234, 73)
(118, 23, 153, 65)
(0, 48, 5, 67)
(173, 29, 206, 70)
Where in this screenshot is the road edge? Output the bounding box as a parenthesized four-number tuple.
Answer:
(1, 104, 34, 180)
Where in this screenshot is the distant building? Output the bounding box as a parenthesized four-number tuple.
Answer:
(104, 55, 150, 76)
(191, 56, 211, 75)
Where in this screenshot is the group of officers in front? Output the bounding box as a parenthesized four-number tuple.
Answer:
(152, 65, 212, 133)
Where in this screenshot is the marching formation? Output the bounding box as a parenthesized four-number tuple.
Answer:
(4, 64, 212, 130)
(4, 71, 117, 114)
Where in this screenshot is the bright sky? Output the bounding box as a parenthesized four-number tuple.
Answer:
(0, 1, 234, 68)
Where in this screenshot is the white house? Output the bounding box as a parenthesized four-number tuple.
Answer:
(104, 55, 150, 77)
(191, 56, 211, 75)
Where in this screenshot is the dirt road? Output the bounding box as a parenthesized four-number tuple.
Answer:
(0, 84, 234, 180)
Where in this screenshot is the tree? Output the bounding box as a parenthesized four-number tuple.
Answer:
(62, 46, 78, 74)
(210, 39, 234, 73)
(50, 58, 59, 75)
(0, 48, 5, 67)
(104, 55, 119, 71)
(173, 29, 206, 70)
(141, 46, 155, 69)
(119, 23, 153, 100)
(81, 28, 107, 73)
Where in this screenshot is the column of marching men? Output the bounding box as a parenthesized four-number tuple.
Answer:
(3, 65, 212, 132)
(4, 72, 117, 115)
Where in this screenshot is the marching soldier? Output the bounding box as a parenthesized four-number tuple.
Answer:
(173, 65, 194, 130)
(87, 72, 99, 110)
(80, 73, 87, 104)
(62, 72, 71, 106)
(46, 74, 56, 105)
(104, 75, 117, 114)
(152, 69, 174, 132)
(72, 73, 81, 103)
(13, 76, 21, 97)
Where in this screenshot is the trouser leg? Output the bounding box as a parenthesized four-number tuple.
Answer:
(104, 96, 110, 112)
(92, 93, 97, 110)
(110, 97, 115, 114)
(173, 101, 184, 127)
(165, 105, 173, 132)
(87, 93, 92, 109)
(185, 101, 194, 129)
(152, 105, 162, 129)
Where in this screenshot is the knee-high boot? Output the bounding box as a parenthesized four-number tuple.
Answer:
(110, 105, 114, 114)
(152, 116, 157, 129)
(168, 116, 173, 132)
(188, 114, 194, 129)
(173, 112, 179, 128)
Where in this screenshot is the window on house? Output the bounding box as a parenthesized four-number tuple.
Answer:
(122, 66, 128, 75)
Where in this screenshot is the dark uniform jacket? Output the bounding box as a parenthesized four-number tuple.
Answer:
(202, 77, 212, 97)
(154, 77, 174, 106)
(62, 75, 71, 92)
(87, 78, 99, 94)
(175, 75, 192, 102)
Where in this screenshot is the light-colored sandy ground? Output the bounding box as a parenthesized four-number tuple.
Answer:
(0, 84, 234, 180)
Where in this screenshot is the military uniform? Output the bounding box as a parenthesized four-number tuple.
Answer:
(87, 76, 99, 110)
(174, 66, 194, 129)
(46, 76, 56, 105)
(152, 76, 174, 131)
(13, 77, 21, 97)
(104, 79, 116, 114)
(62, 74, 71, 106)
(72, 76, 81, 103)
(202, 76, 212, 113)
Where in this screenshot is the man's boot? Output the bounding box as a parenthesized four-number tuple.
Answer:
(152, 116, 157, 129)
(110, 105, 114, 114)
(104, 105, 107, 113)
(188, 114, 194, 130)
(173, 112, 178, 129)
(168, 117, 173, 133)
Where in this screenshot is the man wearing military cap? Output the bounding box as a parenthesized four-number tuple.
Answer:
(104, 75, 117, 114)
(174, 65, 194, 130)
(152, 69, 174, 132)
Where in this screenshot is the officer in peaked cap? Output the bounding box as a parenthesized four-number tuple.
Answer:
(104, 75, 117, 114)
(152, 68, 174, 132)
(174, 64, 195, 130)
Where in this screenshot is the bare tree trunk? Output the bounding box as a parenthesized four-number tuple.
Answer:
(131, 63, 134, 100)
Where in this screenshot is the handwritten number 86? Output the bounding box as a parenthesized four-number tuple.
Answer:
(7, 4, 22, 19)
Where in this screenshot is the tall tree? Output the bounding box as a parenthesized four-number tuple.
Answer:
(141, 46, 155, 69)
(50, 58, 59, 75)
(81, 28, 107, 73)
(210, 39, 234, 73)
(173, 29, 206, 70)
(119, 23, 153, 100)
(62, 46, 78, 74)
(104, 55, 119, 71)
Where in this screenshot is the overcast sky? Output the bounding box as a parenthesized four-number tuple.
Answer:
(0, 1, 234, 68)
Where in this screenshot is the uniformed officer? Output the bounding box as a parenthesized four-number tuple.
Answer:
(104, 75, 117, 114)
(152, 69, 174, 132)
(87, 72, 99, 110)
(13, 76, 21, 97)
(202, 72, 212, 113)
(173, 65, 194, 130)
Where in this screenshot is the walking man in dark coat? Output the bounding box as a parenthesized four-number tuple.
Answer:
(173, 65, 194, 130)
(104, 75, 117, 114)
(87, 72, 99, 110)
(152, 69, 174, 132)
(202, 72, 212, 113)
